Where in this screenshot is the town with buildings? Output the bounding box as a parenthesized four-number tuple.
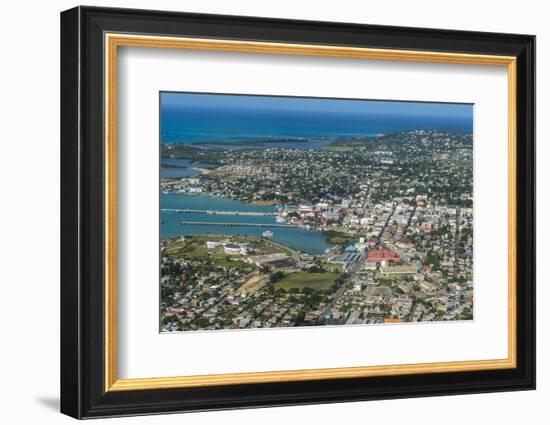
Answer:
(160, 129, 474, 332)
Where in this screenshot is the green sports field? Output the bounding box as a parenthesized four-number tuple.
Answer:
(275, 272, 340, 291)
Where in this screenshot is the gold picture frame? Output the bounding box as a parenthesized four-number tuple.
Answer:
(104, 33, 517, 392)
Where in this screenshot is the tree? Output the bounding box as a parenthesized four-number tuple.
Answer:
(269, 271, 285, 283)
(161, 314, 177, 326)
(308, 265, 325, 273)
(195, 318, 211, 328)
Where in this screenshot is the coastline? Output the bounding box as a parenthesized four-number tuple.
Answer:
(162, 233, 300, 256)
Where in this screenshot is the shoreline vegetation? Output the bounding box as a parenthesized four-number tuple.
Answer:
(245, 199, 280, 206)
(323, 230, 359, 245)
(161, 135, 366, 162)
(163, 233, 297, 256)
(189, 137, 318, 146)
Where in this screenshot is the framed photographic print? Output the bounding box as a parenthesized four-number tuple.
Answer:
(60, 6, 536, 419)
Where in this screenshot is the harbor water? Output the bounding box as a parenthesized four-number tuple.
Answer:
(160, 193, 331, 255)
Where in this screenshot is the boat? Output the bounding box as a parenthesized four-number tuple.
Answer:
(262, 230, 273, 238)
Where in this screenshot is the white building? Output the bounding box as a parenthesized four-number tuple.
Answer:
(223, 243, 242, 255)
(206, 240, 224, 249)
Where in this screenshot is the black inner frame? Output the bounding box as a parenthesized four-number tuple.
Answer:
(61, 6, 535, 419)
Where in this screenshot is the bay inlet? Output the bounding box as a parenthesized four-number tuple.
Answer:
(160, 193, 331, 255)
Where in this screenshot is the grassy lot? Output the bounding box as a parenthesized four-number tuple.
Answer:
(164, 236, 207, 258)
(163, 236, 252, 272)
(325, 144, 354, 152)
(248, 199, 280, 206)
(320, 260, 344, 273)
(237, 273, 270, 295)
(163, 238, 189, 256)
(324, 230, 358, 245)
(275, 272, 340, 291)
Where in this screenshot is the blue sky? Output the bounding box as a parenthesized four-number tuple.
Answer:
(161, 92, 473, 118)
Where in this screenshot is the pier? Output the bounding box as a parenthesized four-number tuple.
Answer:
(179, 221, 292, 228)
(163, 208, 277, 216)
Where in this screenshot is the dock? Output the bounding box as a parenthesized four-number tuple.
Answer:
(163, 208, 277, 216)
(179, 221, 292, 228)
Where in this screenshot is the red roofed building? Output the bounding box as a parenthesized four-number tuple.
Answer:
(367, 248, 401, 265)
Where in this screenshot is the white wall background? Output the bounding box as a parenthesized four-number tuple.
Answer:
(0, 0, 544, 423)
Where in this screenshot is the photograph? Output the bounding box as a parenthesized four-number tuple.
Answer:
(159, 92, 475, 332)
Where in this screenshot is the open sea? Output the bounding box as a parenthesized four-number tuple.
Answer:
(161, 103, 473, 144)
